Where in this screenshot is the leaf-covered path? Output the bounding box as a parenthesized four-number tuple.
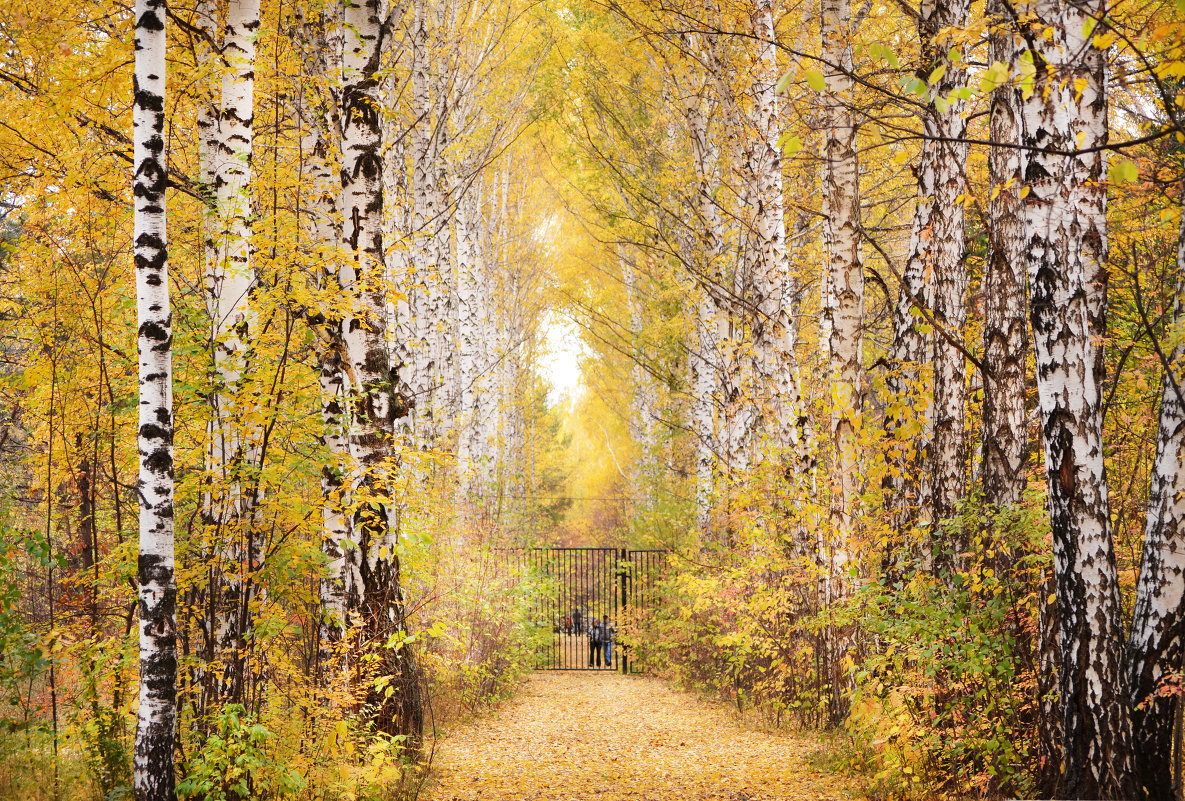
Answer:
(426, 671, 853, 800)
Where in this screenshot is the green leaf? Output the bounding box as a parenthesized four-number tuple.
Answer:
(869, 42, 883, 60)
(805, 69, 826, 91)
(782, 135, 802, 156)
(934, 96, 950, 113)
(775, 69, 794, 94)
(1112, 157, 1138, 184)
(886, 48, 899, 68)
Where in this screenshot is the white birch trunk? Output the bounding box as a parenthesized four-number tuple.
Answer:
(818, 0, 862, 723)
(409, 0, 441, 447)
(1127, 207, 1185, 799)
(691, 290, 718, 531)
(336, 0, 422, 738)
(684, 73, 722, 531)
(132, 0, 176, 795)
(981, 0, 1028, 510)
(204, 0, 262, 707)
(1022, 1, 1134, 790)
(821, 0, 862, 551)
(749, 0, 809, 473)
(922, 0, 970, 537)
(456, 177, 484, 503)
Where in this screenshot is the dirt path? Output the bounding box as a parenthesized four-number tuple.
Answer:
(425, 671, 854, 800)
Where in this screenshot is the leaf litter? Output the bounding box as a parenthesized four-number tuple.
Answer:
(426, 671, 854, 800)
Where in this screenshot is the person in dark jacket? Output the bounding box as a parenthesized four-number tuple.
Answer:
(588, 617, 604, 667)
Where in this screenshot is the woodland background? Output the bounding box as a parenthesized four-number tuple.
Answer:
(0, 0, 1184, 797)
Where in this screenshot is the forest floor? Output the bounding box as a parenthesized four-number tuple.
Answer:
(424, 671, 855, 800)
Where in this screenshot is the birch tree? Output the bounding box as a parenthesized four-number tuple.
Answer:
(132, 0, 177, 794)
(748, 0, 809, 474)
(1022, 0, 1135, 791)
(820, 0, 861, 555)
(681, 59, 724, 530)
(981, 0, 1027, 510)
(335, 0, 423, 739)
(1127, 207, 1185, 800)
(203, 0, 263, 708)
(819, 0, 861, 724)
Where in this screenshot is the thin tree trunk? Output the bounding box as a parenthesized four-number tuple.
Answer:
(456, 176, 484, 504)
(409, 0, 440, 447)
(683, 53, 722, 532)
(821, 0, 862, 558)
(981, 0, 1027, 511)
(132, 0, 177, 794)
(336, 0, 423, 740)
(886, 0, 969, 566)
(205, 0, 262, 710)
(1022, 0, 1134, 791)
(819, 0, 861, 724)
(750, 0, 809, 473)
(1127, 206, 1185, 801)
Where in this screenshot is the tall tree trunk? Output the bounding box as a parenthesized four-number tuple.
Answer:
(335, 0, 423, 741)
(819, 0, 861, 724)
(750, 0, 809, 473)
(293, 0, 351, 677)
(132, 0, 177, 795)
(1022, 0, 1134, 792)
(683, 45, 723, 532)
(887, 0, 969, 567)
(981, 0, 1028, 511)
(409, 0, 441, 448)
(691, 290, 718, 532)
(205, 0, 262, 710)
(456, 176, 485, 505)
(923, 0, 969, 548)
(1127, 207, 1185, 801)
(820, 0, 862, 561)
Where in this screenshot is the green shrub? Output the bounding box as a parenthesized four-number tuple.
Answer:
(179, 705, 304, 801)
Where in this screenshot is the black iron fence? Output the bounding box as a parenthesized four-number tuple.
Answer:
(514, 548, 668, 674)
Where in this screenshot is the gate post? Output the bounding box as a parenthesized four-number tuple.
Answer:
(619, 548, 628, 675)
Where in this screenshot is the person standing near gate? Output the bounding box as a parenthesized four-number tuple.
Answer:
(573, 607, 583, 637)
(588, 616, 604, 667)
(602, 615, 615, 667)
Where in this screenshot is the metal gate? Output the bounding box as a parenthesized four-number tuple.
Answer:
(518, 548, 668, 674)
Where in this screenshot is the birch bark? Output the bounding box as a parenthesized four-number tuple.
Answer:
(1022, 1, 1134, 790)
(750, 0, 809, 473)
(456, 177, 485, 502)
(1127, 207, 1185, 800)
(204, 0, 262, 708)
(293, 0, 350, 671)
(921, 0, 969, 541)
(820, 0, 862, 551)
(818, 0, 861, 724)
(409, 0, 441, 447)
(886, 0, 968, 555)
(336, 0, 422, 739)
(132, 0, 177, 795)
(981, 0, 1027, 510)
(684, 70, 722, 531)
